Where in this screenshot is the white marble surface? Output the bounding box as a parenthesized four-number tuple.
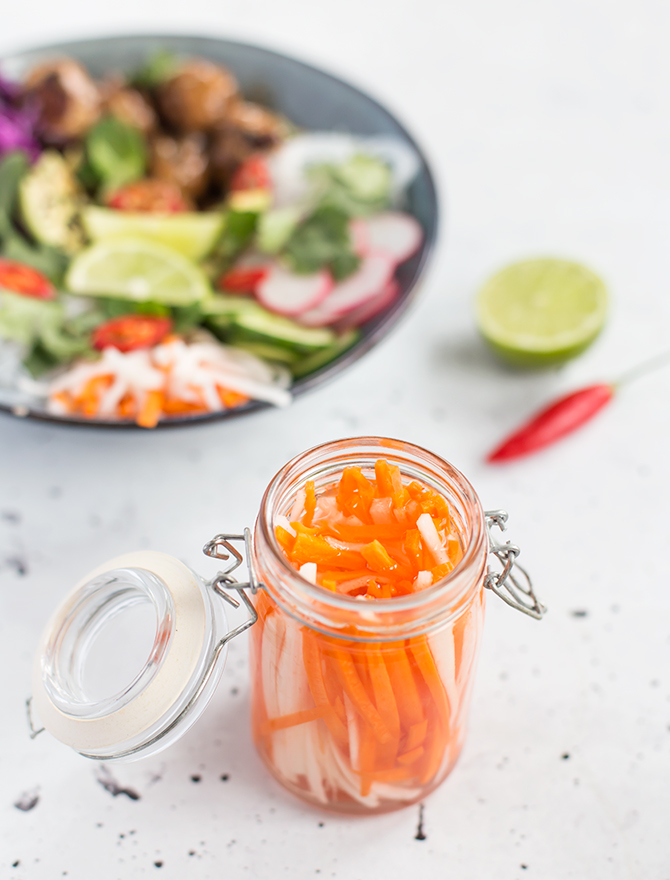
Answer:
(2, 1, 670, 878)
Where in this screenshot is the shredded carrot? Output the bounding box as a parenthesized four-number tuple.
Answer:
(303, 480, 316, 526)
(136, 390, 164, 429)
(261, 706, 326, 734)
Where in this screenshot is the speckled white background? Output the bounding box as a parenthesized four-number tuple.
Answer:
(1, 1, 670, 878)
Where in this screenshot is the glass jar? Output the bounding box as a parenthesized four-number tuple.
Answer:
(30, 437, 544, 812)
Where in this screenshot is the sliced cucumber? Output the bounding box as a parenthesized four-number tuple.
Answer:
(291, 329, 360, 378)
(257, 206, 302, 254)
(229, 338, 301, 365)
(233, 309, 335, 351)
(82, 206, 225, 261)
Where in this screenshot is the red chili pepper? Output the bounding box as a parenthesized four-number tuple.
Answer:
(487, 384, 614, 462)
(92, 314, 173, 352)
(107, 180, 188, 213)
(0, 258, 55, 299)
(229, 155, 271, 192)
(217, 265, 268, 294)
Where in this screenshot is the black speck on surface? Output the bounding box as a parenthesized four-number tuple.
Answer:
(154, 861, 163, 868)
(562, 753, 570, 760)
(220, 774, 229, 782)
(96, 766, 140, 800)
(571, 609, 589, 617)
(231, 687, 239, 695)
(318, 822, 324, 828)
(521, 865, 528, 870)
(414, 803, 427, 841)
(12, 861, 19, 868)
(2, 510, 21, 523)
(190, 775, 202, 783)
(14, 790, 39, 811)
(188, 851, 196, 857)
(5, 555, 28, 576)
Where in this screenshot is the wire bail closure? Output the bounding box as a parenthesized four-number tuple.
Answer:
(202, 528, 261, 630)
(484, 510, 546, 619)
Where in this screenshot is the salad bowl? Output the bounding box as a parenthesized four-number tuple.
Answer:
(0, 34, 438, 428)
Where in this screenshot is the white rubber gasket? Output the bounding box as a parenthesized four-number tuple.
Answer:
(32, 551, 209, 753)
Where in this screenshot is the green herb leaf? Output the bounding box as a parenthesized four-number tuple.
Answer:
(85, 117, 147, 192)
(284, 205, 360, 278)
(1, 231, 69, 283)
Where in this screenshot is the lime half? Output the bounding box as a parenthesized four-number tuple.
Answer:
(476, 258, 608, 367)
(66, 236, 211, 306)
(81, 206, 225, 261)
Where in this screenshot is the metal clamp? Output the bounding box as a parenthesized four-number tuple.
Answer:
(203, 527, 261, 638)
(484, 510, 546, 620)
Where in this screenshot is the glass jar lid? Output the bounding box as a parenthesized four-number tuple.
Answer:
(31, 550, 231, 761)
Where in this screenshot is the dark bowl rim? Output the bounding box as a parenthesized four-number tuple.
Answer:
(0, 32, 439, 430)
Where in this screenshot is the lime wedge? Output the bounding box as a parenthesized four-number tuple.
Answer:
(81, 206, 225, 261)
(65, 237, 211, 306)
(476, 258, 608, 367)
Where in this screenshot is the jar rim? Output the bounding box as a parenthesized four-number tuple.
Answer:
(256, 437, 487, 632)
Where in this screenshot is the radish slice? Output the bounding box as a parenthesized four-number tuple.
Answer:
(299, 562, 317, 583)
(349, 218, 370, 256)
(335, 280, 400, 331)
(362, 213, 423, 264)
(299, 254, 394, 326)
(417, 513, 450, 566)
(256, 263, 333, 316)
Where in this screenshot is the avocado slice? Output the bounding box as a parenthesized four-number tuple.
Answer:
(19, 151, 86, 254)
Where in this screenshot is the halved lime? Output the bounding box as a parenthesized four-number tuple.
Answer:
(476, 258, 608, 367)
(65, 236, 211, 306)
(81, 206, 225, 261)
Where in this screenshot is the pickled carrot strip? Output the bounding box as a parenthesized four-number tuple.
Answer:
(328, 522, 407, 541)
(136, 390, 164, 428)
(302, 632, 348, 745)
(358, 724, 376, 796)
(447, 537, 462, 565)
(331, 647, 392, 745)
(374, 460, 395, 497)
(262, 706, 326, 733)
(361, 540, 396, 573)
(409, 636, 451, 732)
(431, 562, 454, 583)
(317, 568, 373, 583)
(290, 533, 366, 569)
(366, 644, 401, 768)
(403, 528, 423, 572)
(418, 717, 448, 784)
(303, 480, 316, 526)
(336, 468, 375, 522)
(383, 645, 424, 731)
(397, 745, 424, 765)
(275, 525, 295, 555)
(404, 719, 429, 751)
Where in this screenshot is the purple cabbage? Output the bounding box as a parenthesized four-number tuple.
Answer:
(0, 74, 40, 162)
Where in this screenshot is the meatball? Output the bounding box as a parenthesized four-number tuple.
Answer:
(157, 60, 238, 131)
(208, 126, 257, 187)
(226, 99, 285, 148)
(150, 133, 210, 200)
(101, 77, 157, 134)
(25, 58, 100, 142)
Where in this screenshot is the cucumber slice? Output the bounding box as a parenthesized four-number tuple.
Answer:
(233, 309, 335, 350)
(291, 329, 360, 378)
(19, 151, 85, 254)
(82, 206, 225, 261)
(203, 294, 335, 350)
(229, 338, 301, 365)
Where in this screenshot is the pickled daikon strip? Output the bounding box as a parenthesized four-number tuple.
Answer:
(253, 461, 476, 809)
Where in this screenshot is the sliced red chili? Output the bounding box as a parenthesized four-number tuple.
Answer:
(217, 266, 268, 293)
(0, 258, 55, 300)
(92, 314, 173, 352)
(229, 155, 271, 192)
(107, 180, 188, 213)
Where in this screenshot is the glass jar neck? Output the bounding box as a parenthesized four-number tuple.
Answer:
(253, 437, 488, 641)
